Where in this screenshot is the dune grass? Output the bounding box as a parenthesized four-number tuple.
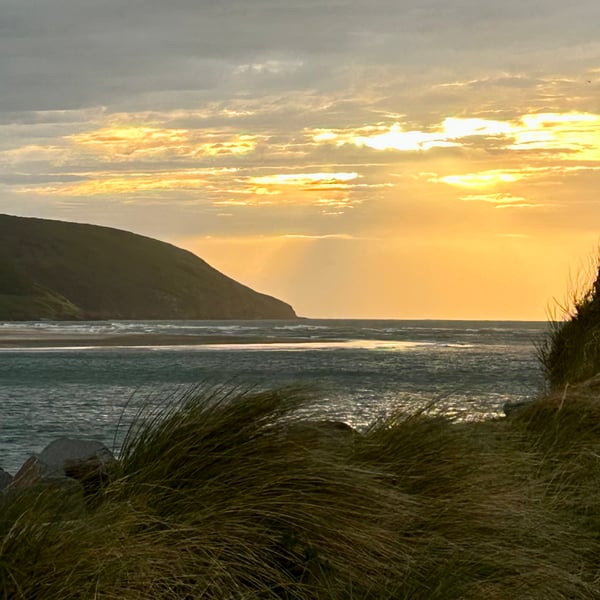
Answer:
(2, 383, 600, 598)
(537, 261, 600, 388)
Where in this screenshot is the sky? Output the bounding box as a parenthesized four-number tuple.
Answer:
(1, 0, 600, 319)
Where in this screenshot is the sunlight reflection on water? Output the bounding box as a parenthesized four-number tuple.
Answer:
(0, 319, 546, 473)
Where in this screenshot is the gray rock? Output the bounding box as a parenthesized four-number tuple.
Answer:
(38, 438, 115, 476)
(0, 467, 12, 490)
(9, 438, 115, 497)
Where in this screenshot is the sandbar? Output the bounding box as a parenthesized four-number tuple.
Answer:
(0, 332, 324, 349)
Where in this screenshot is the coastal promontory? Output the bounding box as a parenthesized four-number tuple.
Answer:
(0, 214, 296, 320)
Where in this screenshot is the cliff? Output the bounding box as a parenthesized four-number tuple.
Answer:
(0, 214, 296, 320)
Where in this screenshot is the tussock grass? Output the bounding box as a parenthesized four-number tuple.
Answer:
(3, 384, 600, 598)
(537, 259, 600, 388)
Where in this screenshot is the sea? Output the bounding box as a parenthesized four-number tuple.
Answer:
(0, 319, 548, 474)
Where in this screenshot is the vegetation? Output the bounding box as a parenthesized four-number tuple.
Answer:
(0, 214, 296, 320)
(3, 384, 600, 599)
(538, 262, 600, 388)
(0, 258, 83, 319)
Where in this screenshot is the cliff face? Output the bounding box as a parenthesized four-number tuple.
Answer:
(0, 214, 296, 321)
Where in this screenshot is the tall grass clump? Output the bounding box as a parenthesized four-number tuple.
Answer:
(538, 261, 600, 388)
(509, 376, 600, 529)
(108, 385, 412, 598)
(352, 408, 599, 599)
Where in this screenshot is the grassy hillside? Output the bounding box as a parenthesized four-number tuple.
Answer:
(0, 258, 82, 320)
(0, 214, 296, 320)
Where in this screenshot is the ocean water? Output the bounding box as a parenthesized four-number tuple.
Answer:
(0, 319, 548, 473)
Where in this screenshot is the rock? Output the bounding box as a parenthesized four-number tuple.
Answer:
(0, 467, 12, 490)
(41, 438, 116, 497)
(9, 455, 43, 489)
(9, 438, 115, 497)
(38, 438, 115, 476)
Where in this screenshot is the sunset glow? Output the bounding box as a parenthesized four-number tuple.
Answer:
(249, 173, 359, 186)
(437, 171, 525, 188)
(69, 127, 258, 158)
(2, 1, 600, 318)
(312, 112, 600, 159)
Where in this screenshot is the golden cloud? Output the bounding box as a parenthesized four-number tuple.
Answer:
(282, 233, 355, 240)
(239, 172, 362, 212)
(508, 113, 600, 159)
(437, 170, 525, 188)
(16, 168, 237, 197)
(248, 172, 359, 186)
(312, 112, 600, 159)
(458, 193, 541, 209)
(15, 167, 366, 213)
(68, 126, 258, 159)
(460, 193, 528, 204)
(428, 165, 600, 190)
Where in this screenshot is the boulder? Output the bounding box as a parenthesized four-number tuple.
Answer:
(9, 438, 115, 497)
(0, 467, 12, 490)
(39, 438, 115, 476)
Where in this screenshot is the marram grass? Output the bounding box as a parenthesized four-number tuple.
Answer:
(3, 385, 600, 599)
(537, 260, 600, 388)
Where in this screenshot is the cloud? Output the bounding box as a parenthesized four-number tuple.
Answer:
(282, 233, 356, 240)
(14, 166, 369, 217)
(312, 112, 600, 160)
(12, 168, 236, 197)
(2, 0, 599, 115)
(459, 194, 544, 210)
(460, 193, 528, 205)
(68, 126, 259, 159)
(436, 170, 526, 188)
(248, 172, 359, 186)
(429, 165, 600, 189)
(232, 60, 305, 76)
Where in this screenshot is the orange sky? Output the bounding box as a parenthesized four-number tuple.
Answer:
(2, 2, 600, 319)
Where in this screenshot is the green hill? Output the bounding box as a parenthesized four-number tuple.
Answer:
(0, 214, 296, 321)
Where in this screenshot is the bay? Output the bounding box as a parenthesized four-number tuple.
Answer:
(0, 319, 548, 473)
